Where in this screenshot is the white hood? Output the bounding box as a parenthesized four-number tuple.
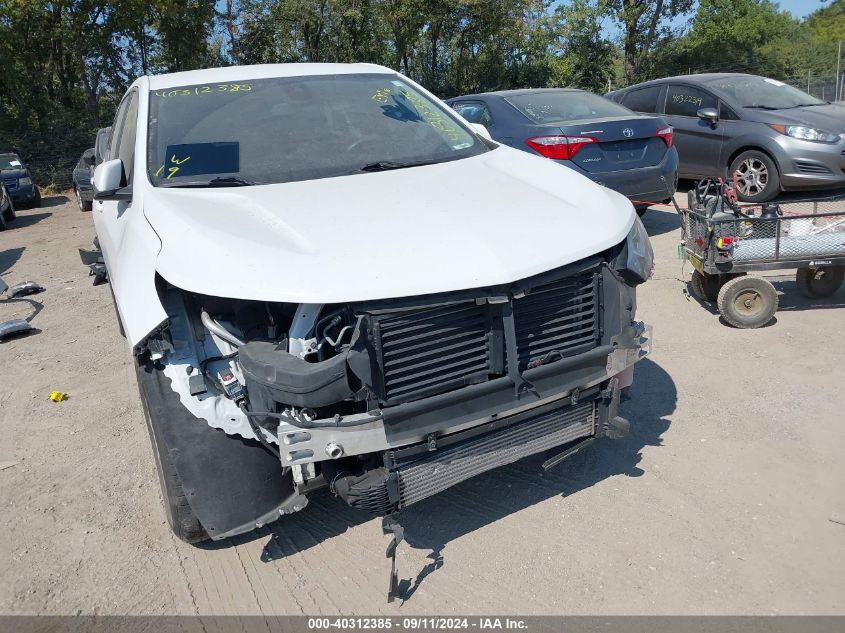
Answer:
(143, 146, 635, 303)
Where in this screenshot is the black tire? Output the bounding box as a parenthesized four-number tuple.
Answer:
(0, 209, 6, 231)
(2, 199, 15, 222)
(729, 150, 780, 203)
(717, 276, 778, 329)
(796, 266, 845, 299)
(690, 271, 746, 303)
(690, 270, 721, 302)
(32, 189, 41, 208)
(135, 360, 209, 544)
(75, 187, 91, 211)
(635, 204, 649, 217)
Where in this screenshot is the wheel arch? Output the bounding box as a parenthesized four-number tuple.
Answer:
(725, 144, 783, 181)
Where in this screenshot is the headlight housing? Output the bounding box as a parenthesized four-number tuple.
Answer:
(770, 124, 840, 144)
(612, 214, 654, 286)
(18, 176, 32, 186)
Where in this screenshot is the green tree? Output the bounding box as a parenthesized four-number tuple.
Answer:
(606, 0, 695, 83)
(546, 0, 616, 92)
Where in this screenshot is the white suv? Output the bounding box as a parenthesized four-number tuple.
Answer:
(91, 63, 653, 547)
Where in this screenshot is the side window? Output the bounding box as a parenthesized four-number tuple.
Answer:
(115, 92, 139, 184)
(720, 102, 739, 121)
(451, 101, 494, 128)
(621, 85, 662, 113)
(665, 84, 717, 117)
(106, 98, 130, 162)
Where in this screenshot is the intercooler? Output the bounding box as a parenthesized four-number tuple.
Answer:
(333, 396, 596, 514)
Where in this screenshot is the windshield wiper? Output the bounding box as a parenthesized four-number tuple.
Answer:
(356, 159, 441, 173)
(160, 176, 260, 188)
(744, 105, 781, 110)
(785, 102, 828, 108)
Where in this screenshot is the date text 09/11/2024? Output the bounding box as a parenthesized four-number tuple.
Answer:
(307, 618, 528, 630)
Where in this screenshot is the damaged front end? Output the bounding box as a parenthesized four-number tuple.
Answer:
(135, 234, 651, 541)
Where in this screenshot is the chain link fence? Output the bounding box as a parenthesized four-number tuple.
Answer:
(26, 145, 92, 192)
(777, 74, 844, 102)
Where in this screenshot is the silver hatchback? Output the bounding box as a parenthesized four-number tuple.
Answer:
(608, 73, 845, 202)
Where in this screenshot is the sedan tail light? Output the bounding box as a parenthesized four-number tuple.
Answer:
(656, 126, 673, 148)
(525, 135, 598, 160)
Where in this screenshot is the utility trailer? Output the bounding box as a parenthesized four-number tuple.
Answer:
(679, 181, 845, 328)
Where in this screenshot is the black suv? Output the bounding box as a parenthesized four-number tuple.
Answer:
(0, 151, 41, 208)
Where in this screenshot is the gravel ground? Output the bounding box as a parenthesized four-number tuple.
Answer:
(1, 193, 843, 615)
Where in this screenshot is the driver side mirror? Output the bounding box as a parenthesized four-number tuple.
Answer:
(469, 122, 492, 141)
(697, 107, 719, 124)
(93, 159, 132, 201)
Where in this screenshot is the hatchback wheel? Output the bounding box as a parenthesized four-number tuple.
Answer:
(729, 150, 780, 203)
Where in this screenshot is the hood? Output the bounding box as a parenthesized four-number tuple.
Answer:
(144, 146, 635, 304)
(743, 103, 845, 132)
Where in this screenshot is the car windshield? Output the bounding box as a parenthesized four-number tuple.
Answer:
(0, 154, 24, 170)
(505, 90, 633, 123)
(706, 76, 825, 109)
(146, 73, 485, 186)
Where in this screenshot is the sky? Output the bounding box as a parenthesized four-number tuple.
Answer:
(778, 0, 828, 20)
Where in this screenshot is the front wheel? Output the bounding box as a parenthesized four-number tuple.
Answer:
(729, 150, 780, 203)
(135, 360, 209, 544)
(717, 276, 778, 328)
(796, 266, 845, 299)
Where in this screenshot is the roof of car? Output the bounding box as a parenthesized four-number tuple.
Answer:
(146, 63, 396, 90)
(450, 88, 584, 100)
(626, 72, 756, 88)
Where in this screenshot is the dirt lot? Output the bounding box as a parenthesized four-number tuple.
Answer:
(1, 193, 844, 615)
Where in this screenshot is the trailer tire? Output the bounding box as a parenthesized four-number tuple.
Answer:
(717, 276, 778, 329)
(690, 270, 721, 302)
(796, 265, 844, 299)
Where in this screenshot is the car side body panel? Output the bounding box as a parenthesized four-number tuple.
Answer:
(92, 76, 168, 350)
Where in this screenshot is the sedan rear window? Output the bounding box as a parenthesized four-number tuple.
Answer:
(506, 91, 633, 124)
(146, 74, 484, 186)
